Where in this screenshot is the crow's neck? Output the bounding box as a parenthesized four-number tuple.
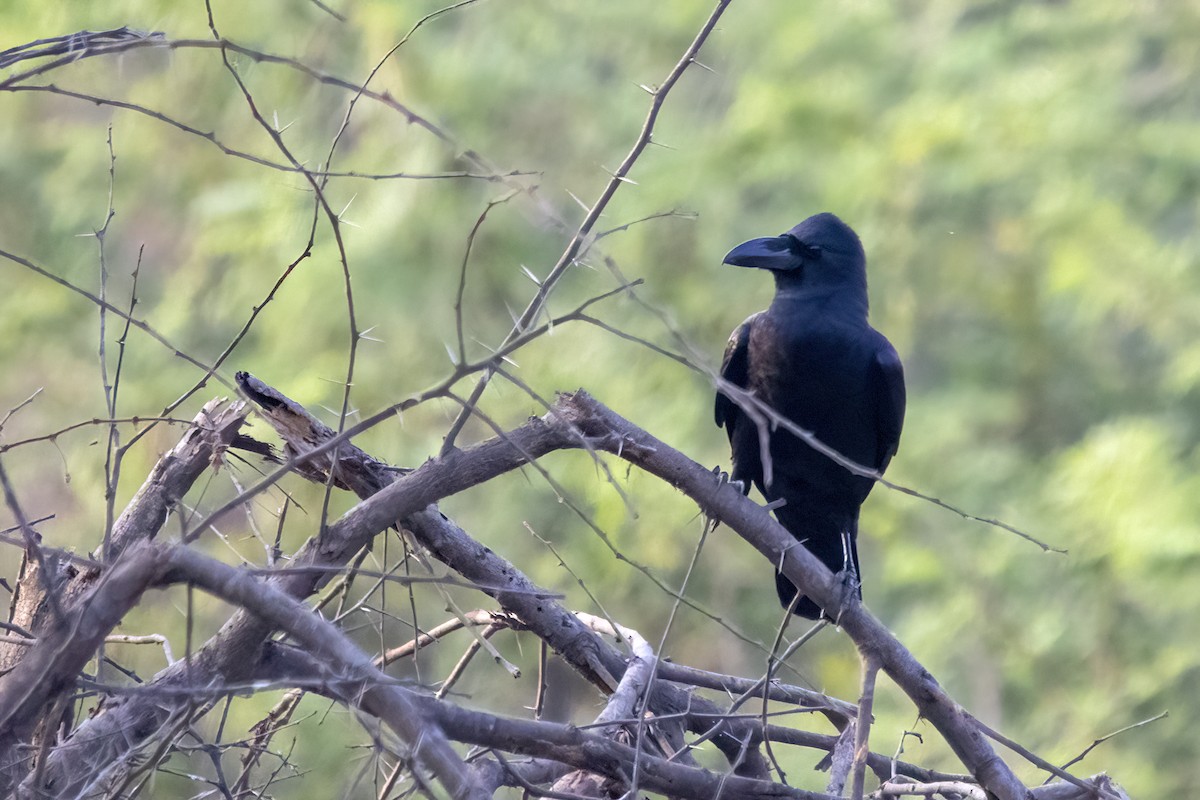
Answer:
(772, 281, 870, 320)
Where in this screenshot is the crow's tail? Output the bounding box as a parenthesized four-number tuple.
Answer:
(771, 504, 860, 620)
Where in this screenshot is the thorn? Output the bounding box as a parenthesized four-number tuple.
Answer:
(601, 167, 638, 185)
(469, 337, 520, 369)
(565, 190, 589, 212)
(519, 264, 542, 286)
(689, 58, 716, 74)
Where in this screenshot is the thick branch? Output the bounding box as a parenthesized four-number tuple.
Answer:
(238, 372, 773, 777)
(240, 376, 1041, 797)
(163, 543, 833, 800)
(0, 400, 247, 795)
(0, 543, 168, 796)
(29, 386, 580, 796)
(0, 399, 247, 675)
(552, 391, 1034, 800)
(161, 547, 487, 800)
(107, 398, 250, 560)
(33, 385, 1047, 800)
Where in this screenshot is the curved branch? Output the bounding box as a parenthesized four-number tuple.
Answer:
(25, 385, 1073, 800)
(552, 391, 1036, 800)
(165, 544, 834, 800)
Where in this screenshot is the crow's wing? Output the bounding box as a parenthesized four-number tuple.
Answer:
(868, 336, 906, 473)
(715, 315, 763, 491)
(715, 316, 756, 431)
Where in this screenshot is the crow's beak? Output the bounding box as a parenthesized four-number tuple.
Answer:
(722, 235, 798, 271)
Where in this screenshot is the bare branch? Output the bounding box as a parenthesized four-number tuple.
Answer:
(550, 390, 1034, 800)
(162, 545, 488, 800)
(879, 778, 988, 799)
(1056, 711, 1167, 774)
(165, 544, 835, 800)
(441, 0, 735, 449)
(0, 246, 226, 386)
(13, 381, 1106, 799)
(849, 654, 881, 800)
(237, 375, 774, 776)
(0, 542, 169, 795)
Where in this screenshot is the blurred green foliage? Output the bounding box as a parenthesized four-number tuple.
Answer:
(1, 0, 1197, 796)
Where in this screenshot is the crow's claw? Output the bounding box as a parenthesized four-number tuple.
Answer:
(829, 566, 862, 626)
(710, 465, 746, 495)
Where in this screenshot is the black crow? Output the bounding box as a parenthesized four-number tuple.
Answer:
(715, 213, 906, 619)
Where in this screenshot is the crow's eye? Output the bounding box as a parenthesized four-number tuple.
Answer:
(784, 234, 822, 260)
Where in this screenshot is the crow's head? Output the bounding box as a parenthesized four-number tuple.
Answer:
(723, 212, 867, 296)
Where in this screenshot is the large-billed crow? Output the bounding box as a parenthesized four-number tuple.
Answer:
(715, 213, 906, 619)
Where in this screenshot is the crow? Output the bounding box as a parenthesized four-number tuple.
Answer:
(715, 213, 906, 618)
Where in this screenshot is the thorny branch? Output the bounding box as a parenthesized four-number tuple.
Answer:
(0, 370, 1129, 799)
(439, 0, 737, 451)
(0, 11, 1138, 800)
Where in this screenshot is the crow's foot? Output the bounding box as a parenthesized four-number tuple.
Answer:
(828, 567, 862, 626)
(710, 464, 745, 495)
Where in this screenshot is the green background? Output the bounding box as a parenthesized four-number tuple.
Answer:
(1, 1, 1196, 796)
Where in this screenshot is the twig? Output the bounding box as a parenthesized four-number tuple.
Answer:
(681, 616, 826, 758)
(453, 190, 523, 371)
(96, 124, 120, 560)
(0, 389, 42, 434)
(0, 247, 227, 388)
(974, 717, 1120, 800)
(440, 0, 735, 451)
(849, 654, 881, 800)
(715, 380, 1064, 553)
(0, 415, 191, 454)
(176, 278, 640, 544)
(0, 459, 64, 623)
(1056, 711, 1167, 774)
(436, 623, 510, 699)
(651, 661, 855, 719)
(205, 3, 363, 559)
(533, 639, 549, 721)
(0, 27, 162, 70)
(104, 633, 175, 665)
(378, 609, 503, 667)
